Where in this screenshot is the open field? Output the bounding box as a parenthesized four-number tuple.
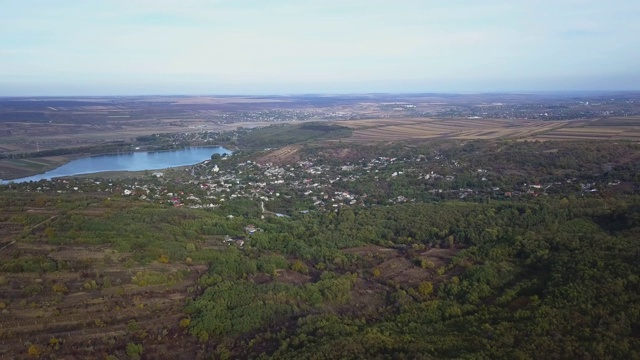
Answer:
(256, 144, 303, 164)
(0, 119, 278, 155)
(339, 117, 640, 142)
(4, 114, 640, 181)
(0, 155, 82, 181)
(528, 116, 640, 140)
(2, 93, 638, 155)
(343, 118, 569, 141)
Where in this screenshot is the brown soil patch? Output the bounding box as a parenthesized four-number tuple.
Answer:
(376, 257, 417, 279)
(256, 145, 302, 165)
(359, 246, 464, 289)
(316, 147, 360, 161)
(340, 278, 388, 315)
(0, 242, 207, 359)
(274, 269, 311, 285)
(342, 245, 396, 257)
(419, 247, 459, 267)
(391, 266, 434, 287)
(48, 246, 118, 262)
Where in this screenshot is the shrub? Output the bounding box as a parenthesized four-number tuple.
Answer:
(83, 280, 98, 290)
(419, 259, 435, 269)
(49, 337, 61, 350)
(158, 254, 170, 264)
(291, 260, 309, 274)
(52, 284, 68, 293)
(126, 342, 143, 359)
(23, 283, 43, 296)
(418, 281, 434, 297)
(179, 317, 191, 328)
(27, 344, 40, 357)
(127, 320, 141, 333)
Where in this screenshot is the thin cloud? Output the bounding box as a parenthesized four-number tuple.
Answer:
(0, 0, 638, 94)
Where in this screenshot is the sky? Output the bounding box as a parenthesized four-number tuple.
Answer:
(0, 0, 639, 96)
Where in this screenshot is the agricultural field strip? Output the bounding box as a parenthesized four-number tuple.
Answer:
(348, 118, 571, 141)
(537, 133, 640, 140)
(357, 127, 445, 136)
(356, 119, 640, 141)
(554, 127, 628, 132)
(343, 120, 431, 130)
(539, 125, 640, 138)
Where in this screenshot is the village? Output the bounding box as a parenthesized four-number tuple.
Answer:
(7, 146, 614, 218)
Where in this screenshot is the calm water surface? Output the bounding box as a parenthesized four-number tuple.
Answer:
(3, 147, 231, 183)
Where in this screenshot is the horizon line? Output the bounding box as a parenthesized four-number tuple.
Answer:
(1, 90, 640, 99)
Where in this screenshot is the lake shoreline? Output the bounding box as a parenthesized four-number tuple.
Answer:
(1, 146, 231, 183)
(0, 153, 88, 182)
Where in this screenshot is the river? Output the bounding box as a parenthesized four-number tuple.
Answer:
(2, 146, 231, 183)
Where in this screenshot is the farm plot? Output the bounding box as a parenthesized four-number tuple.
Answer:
(343, 118, 567, 141)
(256, 144, 302, 165)
(531, 117, 640, 141)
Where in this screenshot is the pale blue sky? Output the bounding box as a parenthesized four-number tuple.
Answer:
(1, 0, 638, 95)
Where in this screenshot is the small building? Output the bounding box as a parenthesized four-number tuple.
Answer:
(245, 224, 257, 234)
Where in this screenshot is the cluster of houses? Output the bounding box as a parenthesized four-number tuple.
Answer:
(6, 150, 620, 212)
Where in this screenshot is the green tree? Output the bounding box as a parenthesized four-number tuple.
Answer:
(126, 342, 143, 359)
(291, 260, 309, 274)
(418, 281, 433, 297)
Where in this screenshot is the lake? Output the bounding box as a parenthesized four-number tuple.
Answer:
(2, 146, 231, 183)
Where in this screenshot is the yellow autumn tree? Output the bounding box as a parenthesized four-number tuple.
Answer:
(418, 281, 434, 297)
(27, 344, 40, 357)
(291, 260, 308, 274)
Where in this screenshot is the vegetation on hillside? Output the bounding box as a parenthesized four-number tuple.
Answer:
(235, 123, 353, 149)
(1, 134, 639, 359)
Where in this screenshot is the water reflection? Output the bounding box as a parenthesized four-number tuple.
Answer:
(3, 147, 230, 183)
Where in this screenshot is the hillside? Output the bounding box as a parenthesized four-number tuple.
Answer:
(0, 131, 639, 359)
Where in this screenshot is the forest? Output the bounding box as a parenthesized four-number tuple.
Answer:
(185, 195, 640, 359)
